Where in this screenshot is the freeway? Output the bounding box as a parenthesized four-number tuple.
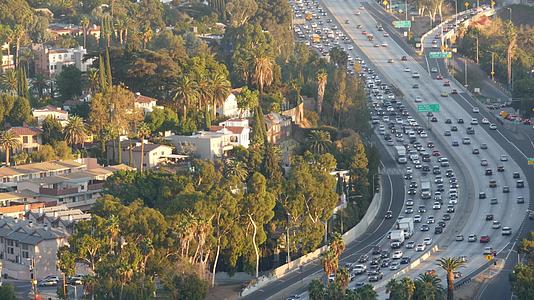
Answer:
(318, 0, 529, 296)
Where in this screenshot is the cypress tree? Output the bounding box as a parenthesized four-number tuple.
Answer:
(98, 55, 107, 93)
(105, 47, 112, 89)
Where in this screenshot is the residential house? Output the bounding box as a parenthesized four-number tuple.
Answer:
(217, 91, 252, 118)
(34, 45, 94, 77)
(166, 119, 250, 160)
(106, 140, 174, 170)
(134, 93, 163, 114)
(0, 192, 40, 207)
(8, 127, 43, 154)
(209, 118, 250, 149)
(265, 112, 292, 144)
(48, 23, 101, 40)
(25, 205, 91, 233)
(17, 164, 132, 209)
(0, 203, 45, 219)
(0, 216, 69, 280)
(32, 105, 69, 126)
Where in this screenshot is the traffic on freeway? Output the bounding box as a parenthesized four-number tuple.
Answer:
(277, 0, 530, 298)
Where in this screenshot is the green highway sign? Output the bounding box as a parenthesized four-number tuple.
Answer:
(528, 158, 534, 165)
(393, 20, 412, 28)
(429, 51, 452, 59)
(418, 103, 440, 112)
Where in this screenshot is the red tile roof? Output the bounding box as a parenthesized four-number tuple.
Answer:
(209, 126, 245, 134)
(9, 127, 43, 137)
(135, 94, 158, 104)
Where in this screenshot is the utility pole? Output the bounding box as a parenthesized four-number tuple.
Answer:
(491, 52, 495, 81)
(476, 37, 479, 64)
(286, 212, 291, 266)
(464, 57, 468, 87)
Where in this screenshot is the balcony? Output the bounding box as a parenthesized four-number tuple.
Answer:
(39, 187, 79, 196)
(87, 182, 104, 191)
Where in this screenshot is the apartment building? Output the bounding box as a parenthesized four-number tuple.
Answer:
(0, 216, 69, 280)
(0, 160, 86, 190)
(7, 127, 43, 154)
(34, 46, 94, 77)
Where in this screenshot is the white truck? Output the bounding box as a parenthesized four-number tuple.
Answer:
(394, 146, 407, 164)
(421, 180, 432, 199)
(397, 217, 414, 238)
(390, 230, 405, 248)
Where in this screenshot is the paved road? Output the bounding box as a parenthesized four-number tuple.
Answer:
(321, 0, 529, 296)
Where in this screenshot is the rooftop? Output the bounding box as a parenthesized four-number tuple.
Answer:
(0, 216, 69, 245)
(0, 160, 85, 178)
(8, 127, 43, 137)
(134, 93, 158, 104)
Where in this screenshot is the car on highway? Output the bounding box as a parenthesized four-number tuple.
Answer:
(401, 56, 407, 61)
(490, 198, 498, 205)
(434, 227, 443, 234)
(368, 272, 384, 282)
(517, 180, 525, 188)
(444, 130, 451, 136)
(414, 215, 422, 223)
(456, 234, 464, 241)
(416, 244, 426, 251)
(389, 261, 400, 270)
(483, 247, 493, 255)
(441, 92, 448, 97)
(479, 192, 486, 199)
(400, 257, 411, 264)
(415, 96, 422, 102)
(412, 84, 419, 88)
(502, 227, 512, 235)
(517, 196, 525, 204)
(385, 211, 393, 219)
(492, 221, 501, 229)
(423, 237, 433, 245)
(503, 186, 510, 193)
(473, 148, 480, 154)
(480, 235, 491, 243)
(421, 224, 430, 231)
(473, 107, 480, 113)
(392, 251, 403, 259)
(406, 241, 416, 249)
(480, 159, 488, 166)
(489, 180, 497, 188)
(489, 124, 497, 130)
(431, 67, 438, 73)
(481, 143, 488, 149)
(471, 118, 479, 125)
(513, 172, 521, 179)
(451, 126, 458, 131)
(500, 155, 508, 161)
(358, 254, 369, 263)
(468, 234, 477, 242)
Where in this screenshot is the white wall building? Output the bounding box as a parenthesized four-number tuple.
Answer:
(34, 46, 94, 77)
(32, 105, 69, 126)
(217, 93, 252, 118)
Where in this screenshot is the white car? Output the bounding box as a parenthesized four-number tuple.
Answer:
(420, 131, 428, 138)
(431, 67, 438, 73)
(500, 155, 508, 161)
(389, 261, 400, 270)
(392, 250, 403, 259)
(489, 124, 497, 130)
(348, 45, 354, 50)
(423, 237, 433, 245)
(414, 215, 422, 223)
(414, 96, 422, 103)
(406, 241, 416, 249)
(472, 107, 480, 113)
(381, 42, 388, 47)
(483, 247, 493, 255)
(416, 244, 426, 251)
(471, 118, 479, 125)
(502, 227, 512, 235)
(492, 221, 501, 229)
(406, 167, 413, 174)
(481, 117, 489, 124)
(468, 234, 477, 242)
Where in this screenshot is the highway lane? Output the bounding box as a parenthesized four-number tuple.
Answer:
(321, 0, 528, 295)
(241, 133, 405, 300)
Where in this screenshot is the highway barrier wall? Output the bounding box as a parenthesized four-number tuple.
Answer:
(240, 182, 383, 297)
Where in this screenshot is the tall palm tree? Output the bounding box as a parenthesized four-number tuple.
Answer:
(64, 116, 88, 149)
(87, 69, 99, 93)
(335, 267, 350, 290)
(0, 131, 21, 166)
(33, 74, 48, 99)
(196, 76, 214, 118)
(224, 159, 248, 182)
(100, 124, 115, 165)
(330, 232, 345, 259)
(321, 248, 338, 283)
(173, 75, 199, 123)
(253, 55, 274, 96)
(0, 69, 17, 95)
(307, 130, 332, 154)
(136, 122, 151, 172)
(437, 257, 465, 300)
(400, 277, 416, 300)
(209, 73, 231, 118)
(316, 69, 327, 116)
(80, 15, 90, 49)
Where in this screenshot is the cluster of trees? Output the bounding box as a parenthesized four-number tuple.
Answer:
(458, 15, 534, 117)
(510, 231, 534, 299)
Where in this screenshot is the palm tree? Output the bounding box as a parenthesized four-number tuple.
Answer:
(224, 159, 248, 181)
(415, 273, 444, 300)
(307, 130, 332, 154)
(316, 69, 327, 116)
(99, 124, 115, 165)
(136, 122, 151, 172)
(209, 73, 232, 119)
(330, 232, 346, 259)
(0, 131, 21, 166)
(357, 284, 378, 300)
(437, 257, 465, 300)
(321, 248, 338, 283)
(252, 55, 274, 96)
(33, 74, 48, 99)
(400, 277, 416, 300)
(386, 278, 403, 299)
(173, 75, 199, 122)
(0, 69, 17, 95)
(64, 116, 88, 149)
(87, 69, 99, 93)
(80, 15, 90, 49)
(335, 267, 350, 290)
(13, 25, 25, 67)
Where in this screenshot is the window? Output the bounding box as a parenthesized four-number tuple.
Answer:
(22, 251, 29, 259)
(22, 244, 28, 250)
(23, 136, 28, 143)
(59, 197, 64, 202)
(32, 136, 37, 143)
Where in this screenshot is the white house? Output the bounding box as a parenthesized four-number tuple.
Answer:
(34, 45, 94, 77)
(134, 93, 163, 114)
(209, 118, 250, 148)
(32, 105, 69, 126)
(106, 140, 174, 170)
(217, 92, 252, 118)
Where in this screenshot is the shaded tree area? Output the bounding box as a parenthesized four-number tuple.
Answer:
(511, 232, 534, 300)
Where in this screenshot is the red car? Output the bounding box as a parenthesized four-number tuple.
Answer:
(480, 235, 491, 243)
(436, 75, 443, 80)
(443, 80, 450, 86)
(432, 150, 441, 156)
(362, 30, 368, 35)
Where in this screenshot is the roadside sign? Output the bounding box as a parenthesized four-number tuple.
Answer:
(393, 20, 412, 28)
(528, 158, 534, 165)
(485, 255, 493, 261)
(429, 51, 452, 59)
(418, 103, 440, 112)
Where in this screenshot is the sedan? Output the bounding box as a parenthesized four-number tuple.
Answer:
(500, 155, 508, 161)
(400, 257, 411, 264)
(456, 234, 464, 241)
(392, 251, 403, 259)
(473, 107, 480, 113)
(415, 96, 422, 102)
(489, 124, 497, 130)
(468, 234, 478, 242)
(420, 224, 430, 231)
(389, 261, 400, 270)
(406, 241, 416, 249)
(423, 237, 433, 245)
(427, 216, 435, 224)
(416, 244, 426, 252)
(492, 221, 501, 229)
(480, 235, 491, 243)
(385, 211, 393, 219)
